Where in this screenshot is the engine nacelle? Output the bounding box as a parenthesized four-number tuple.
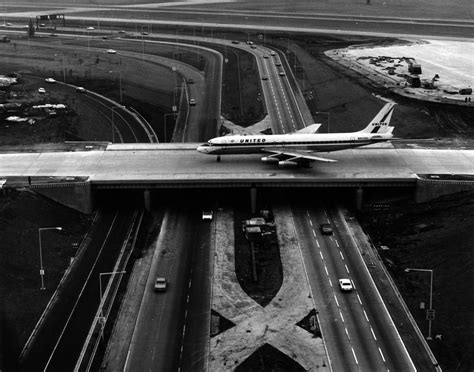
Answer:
(261, 156, 280, 164)
(278, 160, 298, 167)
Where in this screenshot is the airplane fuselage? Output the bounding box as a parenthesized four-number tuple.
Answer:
(197, 133, 387, 155)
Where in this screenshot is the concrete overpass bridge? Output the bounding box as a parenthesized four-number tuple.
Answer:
(1, 143, 473, 213)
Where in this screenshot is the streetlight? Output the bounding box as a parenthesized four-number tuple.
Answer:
(99, 271, 126, 322)
(315, 111, 331, 133)
(405, 267, 434, 340)
(38, 227, 62, 290)
(163, 113, 177, 143)
(109, 70, 123, 103)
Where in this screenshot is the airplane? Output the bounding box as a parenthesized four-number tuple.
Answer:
(196, 103, 396, 167)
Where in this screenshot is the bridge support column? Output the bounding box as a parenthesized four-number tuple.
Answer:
(250, 185, 257, 214)
(144, 189, 152, 211)
(355, 187, 363, 210)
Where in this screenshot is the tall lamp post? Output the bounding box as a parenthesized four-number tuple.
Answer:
(405, 267, 434, 340)
(99, 271, 126, 322)
(163, 113, 177, 143)
(314, 111, 331, 133)
(109, 70, 123, 103)
(111, 105, 125, 143)
(38, 227, 62, 290)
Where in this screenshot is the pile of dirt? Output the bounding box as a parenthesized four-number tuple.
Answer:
(359, 191, 474, 371)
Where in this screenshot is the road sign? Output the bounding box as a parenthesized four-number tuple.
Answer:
(426, 309, 435, 320)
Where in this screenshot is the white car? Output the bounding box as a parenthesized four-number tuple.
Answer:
(154, 277, 167, 292)
(202, 211, 213, 221)
(45, 77, 56, 83)
(85, 26, 95, 30)
(106, 49, 117, 54)
(38, 87, 46, 94)
(339, 279, 353, 292)
(189, 98, 196, 106)
(75, 86, 86, 93)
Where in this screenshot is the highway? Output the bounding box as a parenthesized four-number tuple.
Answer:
(293, 204, 415, 371)
(124, 207, 213, 371)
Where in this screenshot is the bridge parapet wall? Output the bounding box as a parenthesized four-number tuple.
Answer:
(31, 179, 93, 214)
(415, 178, 474, 203)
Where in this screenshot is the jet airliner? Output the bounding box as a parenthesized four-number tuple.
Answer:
(197, 103, 396, 167)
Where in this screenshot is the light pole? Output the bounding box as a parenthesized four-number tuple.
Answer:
(405, 267, 434, 340)
(38, 227, 62, 290)
(109, 70, 122, 103)
(99, 271, 126, 321)
(163, 113, 177, 143)
(315, 111, 331, 133)
(111, 105, 124, 143)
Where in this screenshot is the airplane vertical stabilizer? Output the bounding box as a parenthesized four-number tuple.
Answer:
(358, 103, 396, 134)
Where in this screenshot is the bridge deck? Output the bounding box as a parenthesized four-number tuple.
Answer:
(0, 144, 473, 187)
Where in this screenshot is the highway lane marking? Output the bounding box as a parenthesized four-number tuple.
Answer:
(364, 310, 369, 322)
(309, 219, 313, 226)
(328, 278, 333, 287)
(345, 264, 350, 273)
(371, 327, 377, 341)
(319, 251, 324, 260)
(334, 295, 340, 307)
(312, 229, 316, 237)
(345, 327, 350, 340)
(340, 311, 345, 323)
(357, 294, 363, 305)
(306, 210, 310, 217)
(334, 239, 340, 247)
(339, 251, 344, 260)
(351, 347, 359, 365)
(315, 239, 320, 248)
(324, 265, 329, 276)
(378, 347, 386, 362)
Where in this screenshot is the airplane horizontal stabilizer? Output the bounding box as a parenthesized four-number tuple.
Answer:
(294, 124, 322, 134)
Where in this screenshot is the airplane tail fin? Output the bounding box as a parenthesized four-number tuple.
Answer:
(358, 103, 396, 134)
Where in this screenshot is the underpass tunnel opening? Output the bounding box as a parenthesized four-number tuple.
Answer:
(93, 186, 414, 214)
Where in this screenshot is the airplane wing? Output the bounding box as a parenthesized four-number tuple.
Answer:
(263, 149, 338, 163)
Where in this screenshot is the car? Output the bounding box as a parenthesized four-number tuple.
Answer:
(141, 31, 149, 35)
(102, 36, 108, 40)
(270, 51, 276, 56)
(231, 40, 240, 44)
(106, 49, 117, 54)
(261, 76, 268, 80)
(39, 23, 46, 27)
(118, 30, 126, 34)
(339, 279, 353, 292)
(250, 45, 257, 49)
(38, 87, 46, 94)
(246, 41, 254, 45)
(279, 71, 286, 77)
(85, 26, 95, 30)
(45, 77, 56, 83)
(202, 210, 213, 221)
(263, 54, 269, 59)
(189, 98, 196, 106)
(187, 78, 194, 84)
(320, 223, 333, 235)
(75, 86, 86, 93)
(275, 61, 282, 66)
(154, 277, 167, 292)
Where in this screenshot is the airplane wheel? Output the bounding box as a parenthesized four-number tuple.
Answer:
(216, 155, 221, 162)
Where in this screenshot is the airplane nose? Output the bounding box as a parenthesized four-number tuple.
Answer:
(196, 145, 207, 153)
